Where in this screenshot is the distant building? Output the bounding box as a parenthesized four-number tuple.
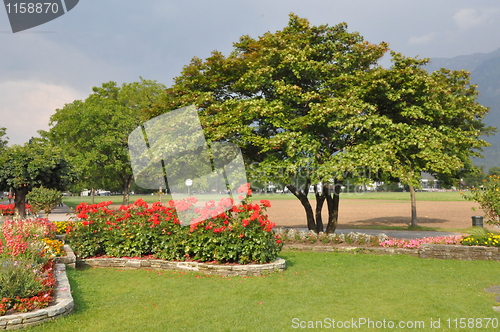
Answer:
(80, 189, 111, 196)
(420, 172, 441, 191)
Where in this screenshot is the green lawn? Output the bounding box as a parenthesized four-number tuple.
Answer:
(63, 191, 466, 209)
(27, 251, 500, 332)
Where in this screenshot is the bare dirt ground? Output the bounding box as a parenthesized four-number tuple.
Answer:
(265, 199, 486, 230)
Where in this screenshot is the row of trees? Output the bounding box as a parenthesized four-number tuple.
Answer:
(0, 14, 493, 231)
(0, 79, 166, 218)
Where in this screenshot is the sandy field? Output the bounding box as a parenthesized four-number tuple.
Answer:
(265, 199, 485, 229)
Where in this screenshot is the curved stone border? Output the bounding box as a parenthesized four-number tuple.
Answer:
(77, 257, 286, 276)
(0, 264, 74, 330)
(56, 244, 76, 268)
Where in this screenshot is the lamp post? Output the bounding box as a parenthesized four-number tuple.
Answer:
(185, 179, 193, 196)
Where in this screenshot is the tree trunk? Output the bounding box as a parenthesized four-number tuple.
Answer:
(325, 179, 342, 234)
(122, 174, 133, 205)
(14, 187, 29, 219)
(409, 185, 418, 227)
(314, 184, 325, 233)
(286, 180, 316, 230)
(91, 188, 95, 205)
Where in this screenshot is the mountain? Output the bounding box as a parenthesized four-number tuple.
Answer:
(426, 48, 500, 171)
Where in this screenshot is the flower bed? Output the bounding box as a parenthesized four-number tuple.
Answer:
(0, 263, 73, 330)
(462, 232, 500, 247)
(0, 204, 31, 216)
(277, 227, 500, 261)
(66, 184, 283, 265)
(0, 218, 64, 317)
(379, 235, 464, 249)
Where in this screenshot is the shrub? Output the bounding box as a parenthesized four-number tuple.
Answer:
(462, 175, 500, 226)
(26, 187, 63, 217)
(67, 185, 282, 264)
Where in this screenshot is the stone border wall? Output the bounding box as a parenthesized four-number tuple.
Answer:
(282, 244, 420, 256)
(0, 264, 74, 330)
(419, 243, 500, 260)
(77, 257, 286, 276)
(284, 243, 500, 261)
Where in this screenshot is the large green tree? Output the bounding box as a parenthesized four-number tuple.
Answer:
(0, 139, 74, 218)
(156, 14, 389, 233)
(355, 54, 492, 226)
(151, 14, 491, 232)
(45, 79, 166, 205)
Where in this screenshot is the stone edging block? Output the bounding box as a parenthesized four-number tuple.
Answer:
(77, 257, 286, 276)
(419, 243, 500, 260)
(0, 264, 74, 330)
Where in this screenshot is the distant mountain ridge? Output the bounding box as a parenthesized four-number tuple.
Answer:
(426, 48, 500, 171)
(426, 48, 500, 73)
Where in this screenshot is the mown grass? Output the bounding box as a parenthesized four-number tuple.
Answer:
(63, 191, 466, 209)
(26, 251, 500, 332)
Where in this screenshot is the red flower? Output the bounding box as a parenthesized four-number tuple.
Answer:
(259, 199, 271, 208)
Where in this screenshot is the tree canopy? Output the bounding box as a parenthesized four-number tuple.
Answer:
(45, 79, 166, 204)
(151, 13, 491, 232)
(0, 139, 74, 218)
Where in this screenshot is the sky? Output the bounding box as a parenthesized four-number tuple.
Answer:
(1, 0, 500, 145)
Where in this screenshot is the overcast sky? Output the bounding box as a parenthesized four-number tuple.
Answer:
(1, 0, 500, 145)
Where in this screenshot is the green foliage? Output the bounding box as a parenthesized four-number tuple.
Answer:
(45, 79, 167, 205)
(0, 127, 7, 150)
(0, 257, 48, 299)
(462, 175, 500, 225)
(359, 55, 492, 187)
(488, 166, 500, 176)
(462, 228, 500, 247)
(27, 186, 63, 216)
(67, 196, 282, 264)
(0, 139, 74, 217)
(462, 166, 486, 188)
(156, 13, 491, 232)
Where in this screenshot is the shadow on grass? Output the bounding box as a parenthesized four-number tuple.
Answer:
(66, 267, 90, 314)
(350, 215, 449, 226)
(280, 217, 450, 231)
(277, 253, 296, 268)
